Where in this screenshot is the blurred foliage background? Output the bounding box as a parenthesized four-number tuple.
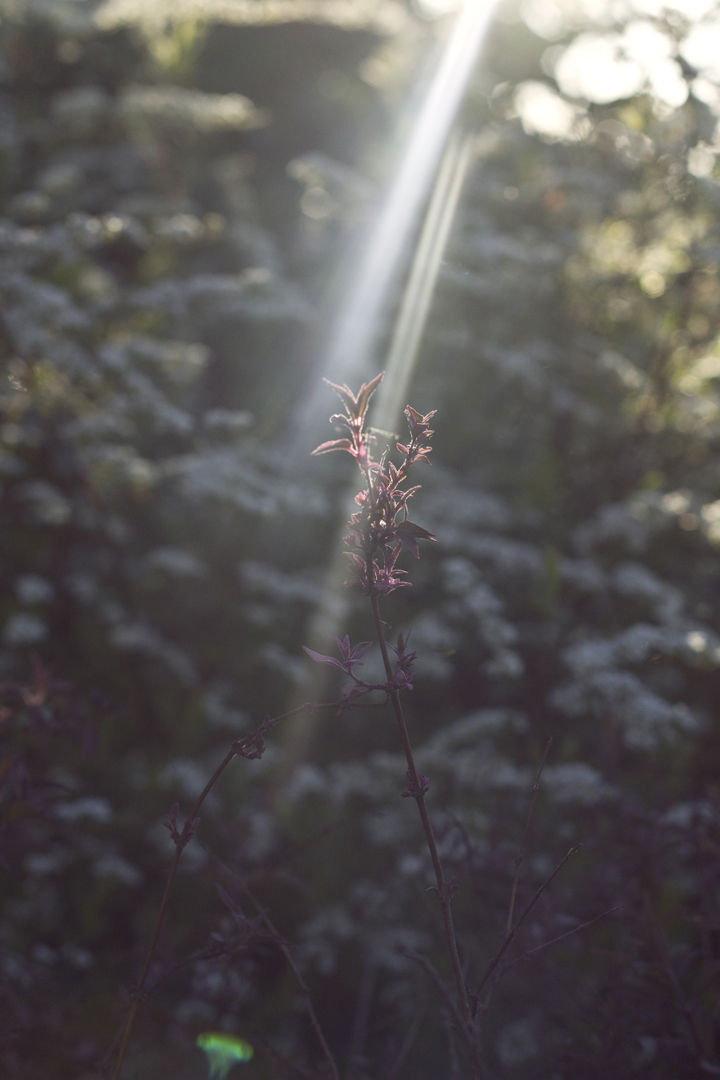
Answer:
(2, 0, 720, 1077)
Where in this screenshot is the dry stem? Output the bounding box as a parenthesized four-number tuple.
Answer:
(107, 699, 351, 1080)
(240, 882, 340, 1080)
(473, 844, 582, 1005)
(505, 737, 552, 936)
(369, 592, 481, 1077)
(108, 747, 236, 1080)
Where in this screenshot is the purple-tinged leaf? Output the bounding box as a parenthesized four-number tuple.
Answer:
(391, 668, 413, 691)
(302, 646, 346, 671)
(312, 438, 353, 456)
(323, 378, 358, 413)
(373, 564, 410, 594)
(353, 641, 373, 660)
(355, 371, 384, 417)
(405, 405, 436, 431)
(340, 638, 372, 663)
(342, 682, 371, 703)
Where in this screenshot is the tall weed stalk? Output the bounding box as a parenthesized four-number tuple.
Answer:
(108, 374, 594, 1080)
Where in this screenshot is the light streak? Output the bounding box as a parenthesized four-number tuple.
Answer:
(299, 0, 497, 440)
(372, 127, 475, 436)
(276, 0, 498, 779)
(277, 129, 477, 779)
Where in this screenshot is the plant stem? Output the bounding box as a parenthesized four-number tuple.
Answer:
(108, 698, 347, 1080)
(473, 844, 581, 1001)
(506, 737, 552, 936)
(369, 594, 473, 1033)
(109, 748, 236, 1080)
(240, 883, 341, 1080)
(504, 905, 622, 970)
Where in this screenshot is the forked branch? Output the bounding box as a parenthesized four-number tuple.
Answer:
(108, 698, 366, 1080)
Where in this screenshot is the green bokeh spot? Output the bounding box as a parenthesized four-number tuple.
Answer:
(196, 1032, 254, 1078)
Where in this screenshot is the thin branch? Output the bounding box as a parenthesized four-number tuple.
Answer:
(403, 950, 486, 1080)
(369, 592, 474, 1045)
(506, 738, 552, 937)
(108, 698, 352, 1080)
(447, 811, 475, 869)
(347, 961, 377, 1078)
(402, 949, 467, 1036)
(473, 844, 582, 1002)
(441, 1005, 461, 1080)
(646, 903, 714, 1068)
(239, 882, 340, 1080)
(254, 1038, 325, 1080)
(504, 905, 622, 971)
(108, 746, 236, 1080)
(386, 1006, 425, 1080)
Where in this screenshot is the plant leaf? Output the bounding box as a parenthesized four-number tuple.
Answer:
(398, 520, 436, 541)
(302, 646, 345, 670)
(395, 528, 419, 558)
(323, 379, 357, 414)
(311, 438, 353, 456)
(355, 371, 384, 417)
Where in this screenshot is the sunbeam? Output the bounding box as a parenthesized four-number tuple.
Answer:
(296, 0, 499, 446)
(372, 127, 475, 437)
(278, 129, 483, 779)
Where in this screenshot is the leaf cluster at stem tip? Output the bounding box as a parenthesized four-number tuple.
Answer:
(312, 372, 437, 596)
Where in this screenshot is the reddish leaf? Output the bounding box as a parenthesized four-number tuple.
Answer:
(355, 371, 384, 417)
(302, 646, 346, 671)
(311, 438, 353, 456)
(323, 378, 358, 413)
